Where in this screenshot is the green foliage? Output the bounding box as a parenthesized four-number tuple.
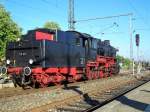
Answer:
(116, 55, 123, 63)
(116, 55, 132, 69)
(0, 4, 21, 61)
(43, 21, 61, 30)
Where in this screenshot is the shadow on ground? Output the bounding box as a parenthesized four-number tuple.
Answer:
(61, 84, 149, 111)
(116, 96, 148, 111)
(63, 85, 100, 106)
(141, 90, 150, 93)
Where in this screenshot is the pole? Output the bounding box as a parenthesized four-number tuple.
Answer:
(137, 46, 139, 61)
(68, 0, 75, 30)
(137, 45, 141, 75)
(137, 46, 142, 75)
(129, 14, 134, 75)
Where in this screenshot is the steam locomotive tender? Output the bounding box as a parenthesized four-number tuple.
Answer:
(1, 28, 119, 88)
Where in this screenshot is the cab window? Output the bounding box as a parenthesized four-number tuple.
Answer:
(76, 37, 80, 46)
(92, 39, 97, 49)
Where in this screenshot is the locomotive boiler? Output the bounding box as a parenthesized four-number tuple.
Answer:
(0, 28, 119, 88)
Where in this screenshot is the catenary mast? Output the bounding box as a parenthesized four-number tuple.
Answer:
(68, 0, 75, 30)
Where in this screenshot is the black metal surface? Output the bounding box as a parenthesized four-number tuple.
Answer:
(44, 40, 85, 67)
(5, 28, 118, 68)
(6, 40, 42, 67)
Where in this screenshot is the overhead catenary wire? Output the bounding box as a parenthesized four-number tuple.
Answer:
(75, 13, 133, 37)
(41, 0, 66, 16)
(76, 13, 133, 23)
(42, 0, 65, 10)
(6, 0, 65, 18)
(128, 0, 150, 30)
(95, 22, 119, 35)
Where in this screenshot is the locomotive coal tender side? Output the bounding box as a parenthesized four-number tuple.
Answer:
(1, 28, 119, 88)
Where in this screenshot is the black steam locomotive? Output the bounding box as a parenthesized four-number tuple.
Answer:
(1, 28, 119, 88)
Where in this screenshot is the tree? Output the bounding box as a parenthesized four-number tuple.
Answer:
(43, 21, 61, 30)
(116, 55, 132, 69)
(0, 4, 21, 60)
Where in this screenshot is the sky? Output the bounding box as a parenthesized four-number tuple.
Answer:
(0, 0, 150, 61)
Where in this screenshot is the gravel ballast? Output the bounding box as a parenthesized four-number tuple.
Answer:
(0, 73, 149, 112)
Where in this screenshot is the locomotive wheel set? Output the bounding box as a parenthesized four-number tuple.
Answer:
(0, 29, 119, 88)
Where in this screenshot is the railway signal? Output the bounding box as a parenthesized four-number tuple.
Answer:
(135, 34, 140, 61)
(135, 34, 141, 75)
(135, 34, 140, 47)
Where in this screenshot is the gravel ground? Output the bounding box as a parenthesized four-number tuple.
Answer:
(0, 72, 149, 112)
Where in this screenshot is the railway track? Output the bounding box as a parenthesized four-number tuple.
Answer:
(0, 72, 129, 99)
(56, 78, 150, 112)
(0, 72, 149, 112)
(84, 77, 150, 112)
(28, 73, 150, 112)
